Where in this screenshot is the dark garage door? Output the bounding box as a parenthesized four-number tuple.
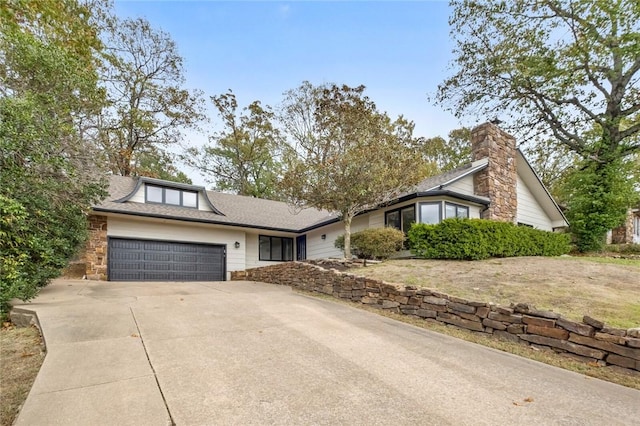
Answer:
(108, 238, 226, 281)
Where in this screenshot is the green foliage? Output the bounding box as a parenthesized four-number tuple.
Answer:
(135, 147, 192, 184)
(1, 0, 107, 312)
(564, 160, 638, 252)
(0, 195, 90, 313)
(334, 228, 406, 260)
(439, 1, 640, 162)
(408, 219, 571, 261)
(418, 127, 472, 173)
(279, 82, 426, 258)
(184, 91, 284, 198)
(607, 244, 640, 255)
(439, 1, 640, 247)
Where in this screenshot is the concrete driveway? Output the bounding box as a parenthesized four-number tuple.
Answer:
(12, 279, 640, 425)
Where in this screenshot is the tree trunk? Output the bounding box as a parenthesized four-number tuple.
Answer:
(343, 215, 352, 260)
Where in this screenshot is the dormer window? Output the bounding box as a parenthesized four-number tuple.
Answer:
(145, 185, 198, 208)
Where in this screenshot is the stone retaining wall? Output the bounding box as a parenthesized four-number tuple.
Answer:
(231, 262, 640, 373)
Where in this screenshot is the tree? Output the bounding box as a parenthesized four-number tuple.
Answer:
(135, 146, 192, 184)
(334, 228, 406, 262)
(279, 82, 425, 259)
(1, 0, 108, 312)
(438, 0, 640, 250)
(418, 127, 472, 173)
(98, 16, 205, 177)
(184, 91, 284, 198)
(523, 139, 579, 203)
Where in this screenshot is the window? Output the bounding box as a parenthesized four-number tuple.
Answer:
(419, 203, 441, 224)
(445, 203, 469, 219)
(146, 186, 163, 203)
(145, 185, 198, 209)
(259, 236, 293, 261)
(385, 205, 415, 234)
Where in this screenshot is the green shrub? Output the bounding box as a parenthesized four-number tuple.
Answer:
(408, 219, 571, 260)
(0, 195, 89, 314)
(335, 227, 405, 260)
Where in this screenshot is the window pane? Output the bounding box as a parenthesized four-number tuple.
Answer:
(259, 236, 270, 260)
(457, 206, 469, 219)
(271, 237, 282, 261)
(182, 191, 197, 208)
(401, 207, 415, 234)
(165, 188, 180, 205)
(386, 211, 401, 229)
(420, 203, 440, 224)
(147, 186, 163, 203)
(445, 204, 456, 219)
(283, 238, 293, 261)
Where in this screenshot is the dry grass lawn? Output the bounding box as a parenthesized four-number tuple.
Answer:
(354, 256, 640, 328)
(0, 324, 45, 426)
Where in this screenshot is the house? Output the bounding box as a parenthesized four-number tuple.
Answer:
(84, 122, 568, 281)
(610, 208, 640, 244)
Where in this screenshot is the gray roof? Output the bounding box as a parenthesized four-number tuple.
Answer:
(94, 163, 489, 232)
(415, 162, 480, 192)
(94, 175, 337, 232)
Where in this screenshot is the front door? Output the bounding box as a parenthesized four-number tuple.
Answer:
(296, 235, 307, 261)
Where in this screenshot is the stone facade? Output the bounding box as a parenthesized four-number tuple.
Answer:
(471, 123, 518, 222)
(611, 209, 637, 244)
(85, 215, 108, 280)
(232, 262, 640, 373)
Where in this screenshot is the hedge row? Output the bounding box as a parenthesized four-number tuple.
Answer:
(408, 219, 571, 260)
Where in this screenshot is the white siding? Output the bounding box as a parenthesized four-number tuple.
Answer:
(127, 183, 213, 212)
(107, 216, 246, 279)
(197, 192, 213, 212)
(445, 175, 475, 195)
(369, 211, 384, 228)
(306, 222, 344, 259)
(516, 175, 553, 231)
(305, 216, 368, 259)
(128, 185, 145, 203)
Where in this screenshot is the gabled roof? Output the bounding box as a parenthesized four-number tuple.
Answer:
(515, 150, 568, 228)
(94, 151, 567, 233)
(413, 159, 488, 192)
(113, 176, 224, 215)
(94, 175, 337, 233)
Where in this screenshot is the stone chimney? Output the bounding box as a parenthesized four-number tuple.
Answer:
(471, 122, 517, 222)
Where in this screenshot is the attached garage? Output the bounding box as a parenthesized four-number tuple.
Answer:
(108, 238, 226, 281)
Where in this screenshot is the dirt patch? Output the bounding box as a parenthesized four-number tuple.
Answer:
(353, 256, 640, 328)
(0, 323, 45, 426)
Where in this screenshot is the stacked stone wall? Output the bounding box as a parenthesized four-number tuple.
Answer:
(85, 215, 108, 280)
(232, 262, 640, 373)
(471, 122, 518, 223)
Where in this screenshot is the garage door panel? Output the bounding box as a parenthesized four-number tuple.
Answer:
(174, 254, 198, 263)
(108, 238, 225, 281)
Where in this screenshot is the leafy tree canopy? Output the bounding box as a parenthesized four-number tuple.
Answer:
(1, 0, 108, 312)
(438, 0, 640, 250)
(279, 82, 425, 258)
(97, 15, 205, 177)
(439, 0, 640, 161)
(184, 91, 284, 198)
(418, 127, 472, 173)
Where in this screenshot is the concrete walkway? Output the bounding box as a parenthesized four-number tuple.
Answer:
(12, 279, 640, 425)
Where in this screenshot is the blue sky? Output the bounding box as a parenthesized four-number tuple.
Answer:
(114, 1, 466, 184)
